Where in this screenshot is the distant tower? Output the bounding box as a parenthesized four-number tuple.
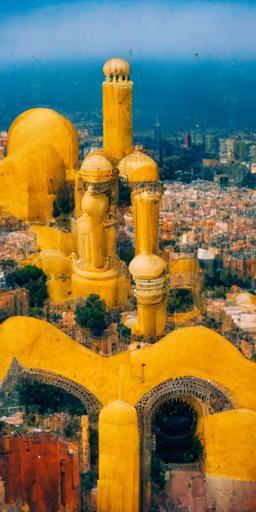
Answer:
(102, 58, 133, 161)
(154, 119, 162, 165)
(184, 133, 191, 148)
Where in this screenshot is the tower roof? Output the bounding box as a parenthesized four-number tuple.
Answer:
(118, 149, 159, 182)
(100, 400, 137, 425)
(79, 151, 113, 183)
(103, 58, 130, 78)
(129, 253, 166, 280)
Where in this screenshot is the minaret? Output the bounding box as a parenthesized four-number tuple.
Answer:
(102, 58, 133, 161)
(72, 150, 129, 308)
(126, 159, 168, 340)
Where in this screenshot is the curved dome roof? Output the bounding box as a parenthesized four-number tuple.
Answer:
(80, 151, 113, 183)
(129, 253, 166, 280)
(103, 58, 130, 77)
(100, 400, 137, 425)
(8, 108, 79, 170)
(118, 149, 159, 183)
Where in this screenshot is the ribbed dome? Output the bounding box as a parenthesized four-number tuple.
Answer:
(129, 253, 166, 280)
(100, 400, 137, 425)
(79, 151, 113, 183)
(103, 58, 130, 77)
(118, 149, 159, 182)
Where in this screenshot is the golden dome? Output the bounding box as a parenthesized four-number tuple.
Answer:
(129, 253, 166, 280)
(100, 400, 137, 425)
(8, 108, 79, 170)
(118, 149, 159, 182)
(103, 58, 130, 78)
(79, 151, 113, 183)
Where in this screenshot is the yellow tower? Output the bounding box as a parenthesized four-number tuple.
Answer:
(72, 150, 129, 308)
(128, 180, 168, 339)
(102, 58, 133, 161)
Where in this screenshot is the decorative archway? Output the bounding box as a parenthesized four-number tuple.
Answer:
(2, 358, 101, 422)
(135, 376, 234, 511)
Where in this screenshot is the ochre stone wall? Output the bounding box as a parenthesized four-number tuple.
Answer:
(29, 225, 75, 255)
(0, 317, 255, 412)
(0, 432, 80, 512)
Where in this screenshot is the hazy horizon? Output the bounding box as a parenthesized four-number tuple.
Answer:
(0, 1, 256, 132)
(1, 58, 256, 133)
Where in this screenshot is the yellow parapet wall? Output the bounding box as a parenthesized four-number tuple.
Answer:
(204, 409, 256, 481)
(29, 225, 75, 255)
(0, 318, 255, 411)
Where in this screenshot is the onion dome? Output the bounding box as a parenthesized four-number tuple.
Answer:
(79, 150, 113, 183)
(129, 253, 166, 280)
(100, 400, 137, 425)
(103, 58, 130, 79)
(118, 148, 159, 182)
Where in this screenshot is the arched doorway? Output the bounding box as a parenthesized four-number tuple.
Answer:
(136, 376, 233, 511)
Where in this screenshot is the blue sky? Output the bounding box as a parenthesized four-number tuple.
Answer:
(0, 1, 256, 61)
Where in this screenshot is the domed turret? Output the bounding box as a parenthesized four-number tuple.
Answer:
(129, 253, 166, 280)
(79, 151, 113, 183)
(100, 400, 137, 425)
(118, 148, 159, 182)
(103, 58, 130, 82)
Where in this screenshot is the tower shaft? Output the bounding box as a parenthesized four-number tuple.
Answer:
(103, 80, 133, 161)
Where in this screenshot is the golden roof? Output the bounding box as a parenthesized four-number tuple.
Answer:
(118, 149, 159, 182)
(79, 151, 113, 183)
(129, 253, 166, 280)
(100, 400, 137, 425)
(8, 108, 79, 170)
(103, 58, 130, 77)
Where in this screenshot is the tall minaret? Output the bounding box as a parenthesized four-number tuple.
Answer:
(102, 58, 133, 161)
(122, 150, 168, 340)
(129, 183, 168, 341)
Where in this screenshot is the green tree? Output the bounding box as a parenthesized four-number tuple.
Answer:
(17, 380, 86, 416)
(117, 239, 134, 266)
(75, 294, 108, 336)
(167, 289, 194, 314)
(53, 182, 75, 217)
(119, 180, 131, 207)
(6, 265, 48, 308)
(118, 323, 131, 342)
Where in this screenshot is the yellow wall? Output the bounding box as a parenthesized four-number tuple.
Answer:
(0, 319, 255, 412)
(29, 225, 75, 255)
(204, 409, 256, 481)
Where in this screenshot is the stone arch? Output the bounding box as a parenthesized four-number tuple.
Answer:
(135, 376, 234, 511)
(2, 358, 101, 423)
